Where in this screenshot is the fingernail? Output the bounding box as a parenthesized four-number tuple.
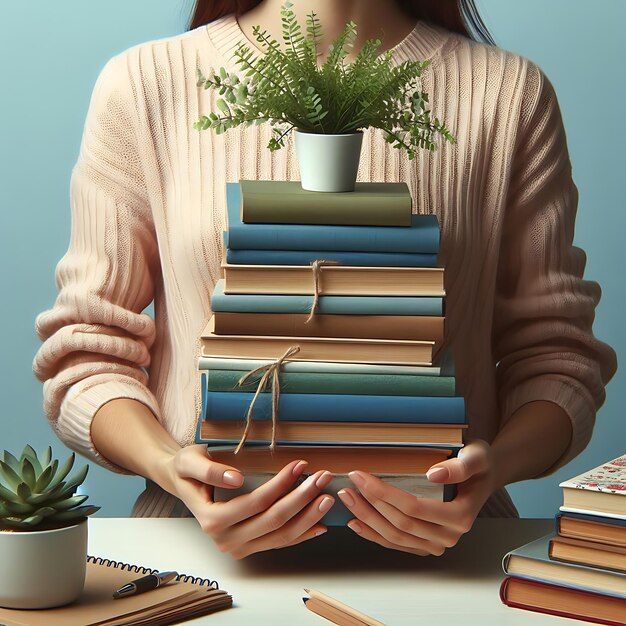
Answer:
(426, 467, 449, 481)
(223, 470, 243, 486)
(292, 460, 308, 476)
(315, 470, 332, 489)
(348, 471, 365, 488)
(314, 528, 327, 537)
(348, 521, 362, 534)
(337, 489, 355, 507)
(318, 496, 333, 513)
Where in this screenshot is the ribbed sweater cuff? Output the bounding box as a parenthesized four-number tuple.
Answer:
(500, 377, 596, 477)
(58, 377, 162, 475)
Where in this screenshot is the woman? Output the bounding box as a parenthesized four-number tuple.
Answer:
(33, 0, 617, 560)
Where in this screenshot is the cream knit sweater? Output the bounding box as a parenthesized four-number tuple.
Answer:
(33, 14, 617, 518)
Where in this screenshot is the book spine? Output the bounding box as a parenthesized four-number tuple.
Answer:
(211, 283, 444, 316)
(225, 246, 438, 268)
(227, 183, 439, 253)
(212, 312, 444, 342)
(240, 182, 412, 226)
(198, 357, 442, 376)
(207, 369, 456, 397)
(204, 391, 466, 424)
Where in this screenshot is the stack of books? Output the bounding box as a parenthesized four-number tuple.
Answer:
(501, 454, 626, 624)
(195, 179, 466, 524)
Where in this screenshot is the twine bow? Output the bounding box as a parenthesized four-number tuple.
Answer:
(234, 345, 301, 453)
(305, 259, 341, 324)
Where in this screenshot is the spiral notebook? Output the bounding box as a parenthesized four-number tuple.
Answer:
(0, 555, 233, 626)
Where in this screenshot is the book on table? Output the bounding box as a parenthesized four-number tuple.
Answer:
(559, 453, 626, 518)
(227, 182, 439, 251)
(557, 512, 626, 547)
(502, 533, 626, 597)
(237, 179, 414, 226)
(500, 576, 626, 626)
(549, 535, 626, 572)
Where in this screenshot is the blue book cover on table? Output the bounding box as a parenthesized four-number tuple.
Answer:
(225, 182, 440, 253)
(202, 390, 466, 424)
(225, 243, 438, 268)
(210, 279, 444, 316)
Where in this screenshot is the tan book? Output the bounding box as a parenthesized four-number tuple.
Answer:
(201, 317, 437, 365)
(558, 514, 626, 547)
(213, 311, 444, 341)
(549, 535, 626, 572)
(199, 420, 465, 446)
(221, 261, 445, 296)
(207, 445, 454, 474)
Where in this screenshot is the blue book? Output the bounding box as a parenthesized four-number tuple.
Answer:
(226, 182, 440, 253)
(225, 245, 438, 268)
(210, 279, 444, 316)
(502, 533, 626, 599)
(202, 390, 466, 424)
(557, 512, 626, 528)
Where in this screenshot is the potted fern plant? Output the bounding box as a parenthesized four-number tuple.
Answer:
(0, 445, 100, 608)
(194, 1, 454, 192)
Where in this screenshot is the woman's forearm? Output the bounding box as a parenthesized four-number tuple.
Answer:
(91, 398, 180, 494)
(490, 400, 573, 490)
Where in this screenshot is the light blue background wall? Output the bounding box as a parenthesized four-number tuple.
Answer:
(0, 1, 623, 518)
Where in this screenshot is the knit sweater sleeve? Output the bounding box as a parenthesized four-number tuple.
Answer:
(492, 61, 618, 476)
(33, 53, 161, 475)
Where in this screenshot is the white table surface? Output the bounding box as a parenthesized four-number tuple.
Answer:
(88, 518, 566, 626)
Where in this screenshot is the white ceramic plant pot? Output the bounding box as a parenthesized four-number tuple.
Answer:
(294, 129, 364, 192)
(0, 519, 87, 609)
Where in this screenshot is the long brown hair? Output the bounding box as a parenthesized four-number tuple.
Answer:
(187, 0, 495, 45)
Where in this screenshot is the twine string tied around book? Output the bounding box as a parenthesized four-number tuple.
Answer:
(234, 345, 301, 453)
(306, 259, 341, 324)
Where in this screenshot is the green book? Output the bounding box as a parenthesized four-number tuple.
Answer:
(239, 179, 413, 226)
(206, 369, 456, 397)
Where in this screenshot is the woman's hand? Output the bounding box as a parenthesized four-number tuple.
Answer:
(336, 440, 496, 556)
(162, 444, 334, 559)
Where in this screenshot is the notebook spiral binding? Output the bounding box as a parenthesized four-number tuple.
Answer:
(87, 555, 220, 589)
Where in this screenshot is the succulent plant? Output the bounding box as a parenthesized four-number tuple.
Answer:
(0, 445, 100, 530)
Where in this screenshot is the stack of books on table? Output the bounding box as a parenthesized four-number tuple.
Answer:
(501, 454, 626, 624)
(195, 179, 466, 525)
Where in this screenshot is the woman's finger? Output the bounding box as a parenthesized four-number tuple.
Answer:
(225, 470, 333, 546)
(231, 494, 335, 559)
(347, 519, 430, 556)
(337, 488, 444, 554)
(349, 470, 463, 529)
(426, 441, 491, 484)
(175, 444, 245, 489)
(207, 460, 309, 528)
(356, 488, 461, 547)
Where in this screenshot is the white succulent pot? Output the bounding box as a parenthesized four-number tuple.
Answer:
(294, 129, 364, 192)
(0, 519, 87, 609)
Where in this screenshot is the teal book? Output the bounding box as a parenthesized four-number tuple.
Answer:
(239, 179, 413, 226)
(202, 391, 466, 424)
(210, 279, 444, 316)
(502, 533, 626, 598)
(206, 369, 456, 397)
(223, 233, 438, 267)
(226, 182, 440, 253)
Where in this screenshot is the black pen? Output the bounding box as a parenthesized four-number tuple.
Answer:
(113, 571, 178, 599)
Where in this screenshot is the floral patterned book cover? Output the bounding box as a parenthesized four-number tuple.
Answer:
(559, 454, 626, 495)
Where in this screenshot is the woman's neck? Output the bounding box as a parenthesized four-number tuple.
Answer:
(237, 0, 417, 64)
